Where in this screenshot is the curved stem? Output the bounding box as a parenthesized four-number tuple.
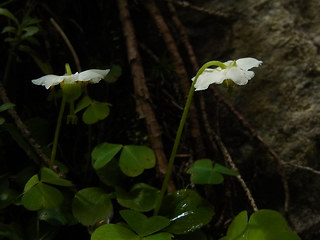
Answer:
(153, 60, 223, 215)
(49, 96, 67, 168)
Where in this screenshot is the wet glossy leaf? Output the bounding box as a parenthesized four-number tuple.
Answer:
(159, 189, 214, 234)
(40, 167, 73, 187)
(39, 208, 71, 225)
(120, 209, 170, 237)
(187, 159, 238, 184)
(91, 224, 139, 240)
(119, 145, 155, 177)
(21, 175, 63, 211)
(91, 142, 123, 170)
(82, 101, 110, 125)
(72, 187, 113, 226)
(116, 183, 159, 212)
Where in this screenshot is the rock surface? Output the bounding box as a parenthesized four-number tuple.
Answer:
(184, 0, 320, 237)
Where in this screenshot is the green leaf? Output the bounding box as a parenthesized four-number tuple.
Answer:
(0, 8, 19, 25)
(74, 95, 93, 113)
(220, 211, 248, 240)
(0, 102, 15, 112)
(95, 157, 128, 187)
(21, 16, 40, 27)
(21, 180, 63, 211)
(1, 26, 16, 34)
(159, 189, 215, 234)
(72, 187, 113, 226)
(91, 224, 139, 240)
(214, 163, 239, 176)
(0, 117, 4, 125)
(38, 207, 77, 226)
(247, 210, 301, 240)
(219, 210, 301, 240)
(92, 142, 123, 170)
(40, 167, 73, 187)
(104, 64, 122, 83)
(143, 232, 174, 240)
(187, 159, 237, 184)
(116, 183, 159, 212)
(82, 101, 110, 125)
(120, 209, 170, 237)
(22, 26, 39, 38)
(119, 145, 156, 177)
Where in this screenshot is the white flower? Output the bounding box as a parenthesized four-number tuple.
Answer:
(32, 69, 110, 89)
(192, 57, 262, 91)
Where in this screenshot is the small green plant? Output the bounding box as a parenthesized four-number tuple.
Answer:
(5, 57, 300, 240)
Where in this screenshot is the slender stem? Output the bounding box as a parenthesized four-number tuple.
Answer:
(50, 96, 67, 168)
(153, 60, 224, 215)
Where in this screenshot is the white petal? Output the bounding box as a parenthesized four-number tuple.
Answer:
(230, 69, 254, 85)
(31, 75, 65, 89)
(193, 68, 225, 91)
(78, 69, 110, 83)
(236, 58, 262, 70)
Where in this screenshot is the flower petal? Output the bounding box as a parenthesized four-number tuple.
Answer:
(193, 68, 225, 91)
(77, 69, 110, 83)
(31, 75, 65, 89)
(236, 58, 262, 71)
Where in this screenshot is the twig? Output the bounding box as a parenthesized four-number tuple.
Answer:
(143, 0, 206, 157)
(211, 89, 290, 212)
(0, 82, 51, 166)
(199, 95, 258, 212)
(169, 0, 232, 19)
(117, 0, 175, 192)
(283, 162, 320, 175)
(50, 18, 82, 72)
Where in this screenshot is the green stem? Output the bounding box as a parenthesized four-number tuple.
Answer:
(153, 60, 224, 215)
(50, 96, 67, 168)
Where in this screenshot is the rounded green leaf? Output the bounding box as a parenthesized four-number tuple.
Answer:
(40, 167, 73, 187)
(21, 182, 63, 211)
(72, 187, 113, 226)
(219, 210, 301, 240)
(104, 64, 122, 83)
(91, 142, 123, 170)
(119, 145, 156, 177)
(187, 159, 223, 184)
(247, 210, 301, 240)
(221, 211, 248, 240)
(116, 183, 159, 212)
(91, 224, 139, 240)
(159, 189, 214, 234)
(82, 101, 110, 125)
(144, 232, 174, 240)
(75, 95, 93, 113)
(120, 209, 170, 237)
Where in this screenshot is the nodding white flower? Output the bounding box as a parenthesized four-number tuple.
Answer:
(31, 69, 110, 89)
(192, 57, 262, 91)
